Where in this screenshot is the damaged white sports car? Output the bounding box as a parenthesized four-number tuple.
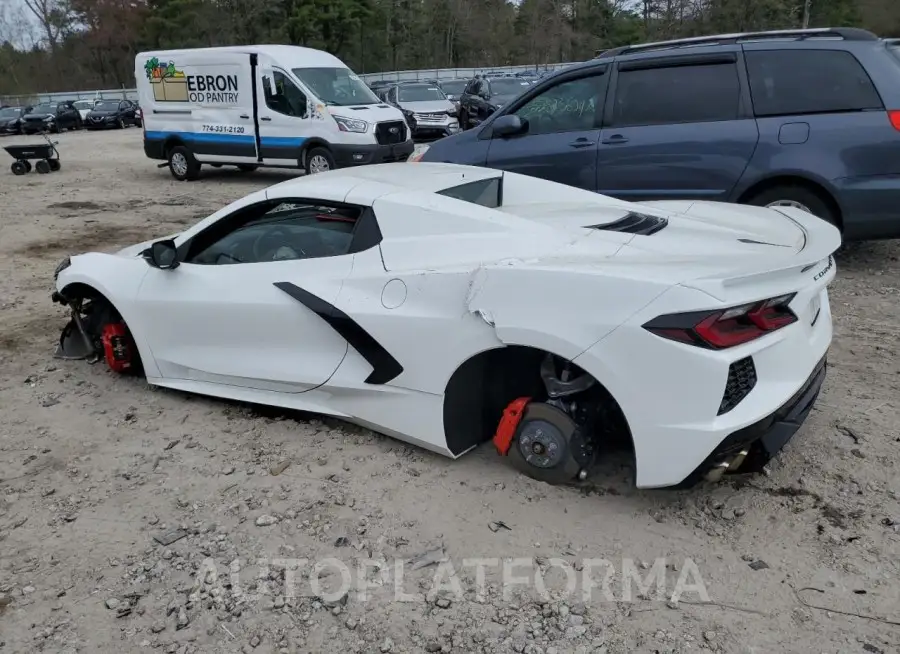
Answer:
(52, 163, 839, 488)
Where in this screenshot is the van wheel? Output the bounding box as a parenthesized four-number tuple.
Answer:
(237, 164, 258, 172)
(745, 185, 837, 228)
(168, 146, 201, 181)
(304, 147, 334, 175)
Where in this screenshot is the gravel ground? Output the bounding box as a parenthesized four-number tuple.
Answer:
(1, 128, 899, 654)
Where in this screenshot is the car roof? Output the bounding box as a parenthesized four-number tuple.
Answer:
(138, 45, 345, 69)
(265, 163, 501, 203)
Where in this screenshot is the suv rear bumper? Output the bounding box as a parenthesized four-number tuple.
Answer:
(833, 174, 900, 240)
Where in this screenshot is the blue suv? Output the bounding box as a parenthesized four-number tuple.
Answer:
(415, 28, 900, 241)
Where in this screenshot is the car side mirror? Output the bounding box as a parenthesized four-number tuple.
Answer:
(492, 114, 527, 138)
(148, 240, 179, 270)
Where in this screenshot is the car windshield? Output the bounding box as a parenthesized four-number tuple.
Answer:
(489, 78, 531, 95)
(94, 101, 119, 110)
(440, 80, 467, 95)
(398, 84, 446, 102)
(73, 101, 93, 109)
(291, 67, 380, 106)
(0, 107, 22, 118)
(30, 103, 55, 113)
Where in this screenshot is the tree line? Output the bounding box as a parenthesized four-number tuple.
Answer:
(1, 0, 899, 98)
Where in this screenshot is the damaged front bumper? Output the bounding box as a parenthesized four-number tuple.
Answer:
(678, 355, 827, 488)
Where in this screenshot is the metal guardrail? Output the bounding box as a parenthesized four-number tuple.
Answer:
(0, 62, 581, 107)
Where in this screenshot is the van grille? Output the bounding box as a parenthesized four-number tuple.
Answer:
(375, 121, 406, 145)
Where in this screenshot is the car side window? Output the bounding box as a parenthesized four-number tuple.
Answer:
(186, 201, 361, 265)
(611, 62, 740, 127)
(464, 80, 476, 95)
(514, 74, 605, 135)
(472, 80, 484, 96)
(264, 70, 308, 118)
(745, 50, 883, 117)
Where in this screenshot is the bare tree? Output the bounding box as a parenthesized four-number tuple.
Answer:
(22, 0, 71, 51)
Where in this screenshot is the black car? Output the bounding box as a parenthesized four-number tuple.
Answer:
(0, 106, 32, 135)
(86, 99, 139, 130)
(22, 101, 82, 134)
(458, 76, 534, 130)
(438, 79, 468, 104)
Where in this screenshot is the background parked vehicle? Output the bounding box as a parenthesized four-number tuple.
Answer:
(72, 99, 99, 122)
(22, 101, 82, 134)
(458, 76, 534, 129)
(439, 79, 468, 108)
(382, 81, 459, 139)
(0, 106, 32, 135)
(418, 28, 900, 241)
(86, 99, 139, 130)
(134, 105, 143, 127)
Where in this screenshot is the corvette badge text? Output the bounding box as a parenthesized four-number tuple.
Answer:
(813, 256, 834, 282)
(189, 556, 710, 605)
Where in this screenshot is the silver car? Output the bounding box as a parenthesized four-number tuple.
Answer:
(386, 82, 459, 140)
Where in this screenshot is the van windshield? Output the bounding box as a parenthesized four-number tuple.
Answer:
(292, 67, 381, 106)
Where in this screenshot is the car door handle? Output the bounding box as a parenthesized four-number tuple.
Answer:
(569, 138, 595, 149)
(601, 134, 629, 145)
(260, 116, 272, 121)
(240, 114, 250, 119)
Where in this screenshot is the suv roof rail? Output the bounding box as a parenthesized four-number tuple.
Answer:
(595, 27, 879, 58)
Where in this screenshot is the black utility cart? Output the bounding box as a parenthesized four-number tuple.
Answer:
(4, 133, 61, 175)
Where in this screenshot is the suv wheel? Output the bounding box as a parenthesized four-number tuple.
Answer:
(745, 185, 838, 228)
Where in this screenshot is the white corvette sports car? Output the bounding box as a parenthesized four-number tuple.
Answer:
(52, 163, 839, 488)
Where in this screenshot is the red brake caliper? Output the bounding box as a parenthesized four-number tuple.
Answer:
(101, 323, 134, 373)
(493, 397, 531, 456)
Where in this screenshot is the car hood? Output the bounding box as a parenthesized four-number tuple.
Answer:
(327, 103, 405, 123)
(114, 234, 181, 257)
(497, 198, 838, 298)
(502, 199, 805, 254)
(24, 113, 53, 119)
(89, 111, 118, 117)
(399, 100, 454, 113)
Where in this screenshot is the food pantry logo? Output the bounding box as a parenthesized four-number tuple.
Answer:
(144, 58, 240, 104)
(190, 556, 710, 605)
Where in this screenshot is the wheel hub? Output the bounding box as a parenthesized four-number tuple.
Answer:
(171, 153, 187, 177)
(517, 419, 567, 469)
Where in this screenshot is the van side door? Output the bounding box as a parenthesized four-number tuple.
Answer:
(256, 64, 313, 167)
(596, 50, 759, 201)
(139, 49, 258, 165)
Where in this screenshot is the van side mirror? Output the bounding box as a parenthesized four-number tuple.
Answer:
(147, 240, 179, 269)
(492, 114, 527, 138)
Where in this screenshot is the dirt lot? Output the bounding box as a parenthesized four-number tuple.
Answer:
(0, 128, 899, 654)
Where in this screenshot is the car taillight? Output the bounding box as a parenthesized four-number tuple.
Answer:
(643, 294, 797, 349)
(889, 110, 900, 131)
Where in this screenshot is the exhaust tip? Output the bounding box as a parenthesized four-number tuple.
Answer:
(705, 461, 729, 483)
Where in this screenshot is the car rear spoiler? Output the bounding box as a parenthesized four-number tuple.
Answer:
(681, 208, 841, 300)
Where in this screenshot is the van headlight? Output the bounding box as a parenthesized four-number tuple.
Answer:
(333, 115, 368, 133)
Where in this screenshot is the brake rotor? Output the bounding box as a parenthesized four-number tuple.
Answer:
(508, 402, 584, 485)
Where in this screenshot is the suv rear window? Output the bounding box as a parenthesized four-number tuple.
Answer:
(745, 50, 883, 117)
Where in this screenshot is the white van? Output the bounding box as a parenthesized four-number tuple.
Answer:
(135, 45, 413, 181)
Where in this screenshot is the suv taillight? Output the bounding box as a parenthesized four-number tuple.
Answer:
(889, 110, 900, 131)
(643, 294, 797, 349)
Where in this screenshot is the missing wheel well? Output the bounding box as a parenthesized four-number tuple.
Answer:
(442, 345, 632, 457)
